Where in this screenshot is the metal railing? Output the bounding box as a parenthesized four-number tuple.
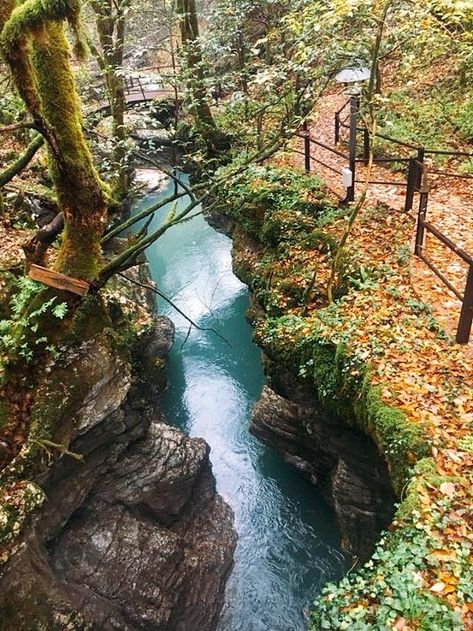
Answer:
(124, 74, 148, 101)
(413, 167, 473, 344)
(297, 97, 473, 343)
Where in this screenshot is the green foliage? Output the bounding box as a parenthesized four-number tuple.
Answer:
(376, 86, 473, 159)
(0, 278, 68, 368)
(458, 434, 473, 453)
(311, 525, 465, 630)
(217, 164, 329, 238)
(311, 458, 471, 630)
(0, 91, 25, 126)
(456, 98, 473, 142)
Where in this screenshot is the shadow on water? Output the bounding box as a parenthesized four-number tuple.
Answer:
(134, 175, 346, 631)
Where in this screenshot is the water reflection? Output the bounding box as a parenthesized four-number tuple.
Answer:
(135, 177, 345, 630)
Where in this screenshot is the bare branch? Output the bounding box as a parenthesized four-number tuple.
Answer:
(118, 273, 231, 346)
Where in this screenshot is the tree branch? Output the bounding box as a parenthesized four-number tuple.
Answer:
(0, 134, 44, 187)
(0, 121, 36, 134)
(118, 272, 231, 346)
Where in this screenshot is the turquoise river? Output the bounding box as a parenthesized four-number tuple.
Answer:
(135, 175, 345, 631)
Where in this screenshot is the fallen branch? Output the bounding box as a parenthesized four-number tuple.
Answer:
(31, 438, 84, 461)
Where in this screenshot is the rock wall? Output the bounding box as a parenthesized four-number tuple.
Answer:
(207, 208, 396, 562)
(251, 372, 395, 562)
(0, 271, 236, 630)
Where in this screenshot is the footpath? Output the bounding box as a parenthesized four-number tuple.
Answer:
(300, 91, 473, 350)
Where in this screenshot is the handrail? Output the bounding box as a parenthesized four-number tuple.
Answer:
(417, 252, 464, 302)
(335, 97, 351, 116)
(354, 179, 407, 186)
(296, 132, 349, 160)
(420, 219, 473, 266)
(373, 131, 421, 151)
(310, 155, 343, 175)
(428, 168, 473, 180)
(339, 118, 473, 158)
(425, 148, 473, 158)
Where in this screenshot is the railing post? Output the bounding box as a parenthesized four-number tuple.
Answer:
(416, 147, 425, 189)
(414, 188, 428, 257)
(139, 78, 146, 101)
(347, 95, 359, 203)
(334, 113, 340, 144)
(456, 263, 473, 344)
(302, 120, 311, 173)
(362, 128, 370, 164)
(404, 157, 416, 212)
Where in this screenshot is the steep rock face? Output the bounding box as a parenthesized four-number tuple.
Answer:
(251, 380, 395, 562)
(0, 289, 236, 630)
(49, 421, 234, 631)
(205, 208, 396, 561)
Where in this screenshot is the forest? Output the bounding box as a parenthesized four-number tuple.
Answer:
(0, 0, 472, 629)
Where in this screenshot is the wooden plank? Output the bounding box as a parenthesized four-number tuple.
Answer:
(29, 264, 90, 296)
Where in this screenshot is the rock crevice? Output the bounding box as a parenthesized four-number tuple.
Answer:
(250, 375, 396, 562)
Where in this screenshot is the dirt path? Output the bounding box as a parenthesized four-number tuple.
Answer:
(295, 91, 473, 348)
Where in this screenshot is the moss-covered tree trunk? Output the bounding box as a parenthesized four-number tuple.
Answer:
(176, 0, 222, 148)
(92, 0, 129, 201)
(0, 0, 108, 281)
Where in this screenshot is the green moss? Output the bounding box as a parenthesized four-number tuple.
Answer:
(260, 321, 429, 494)
(66, 293, 112, 343)
(0, 480, 45, 551)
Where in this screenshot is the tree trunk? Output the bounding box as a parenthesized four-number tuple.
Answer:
(92, 0, 129, 201)
(176, 0, 219, 137)
(1, 3, 108, 281)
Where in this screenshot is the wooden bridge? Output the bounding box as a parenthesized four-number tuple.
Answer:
(89, 74, 177, 115)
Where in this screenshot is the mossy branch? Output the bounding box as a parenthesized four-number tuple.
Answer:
(0, 133, 43, 187)
(96, 195, 204, 285)
(0, 121, 35, 133)
(101, 189, 187, 244)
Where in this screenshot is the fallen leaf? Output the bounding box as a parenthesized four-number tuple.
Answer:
(440, 482, 456, 497)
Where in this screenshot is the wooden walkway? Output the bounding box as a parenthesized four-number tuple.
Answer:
(88, 88, 174, 115)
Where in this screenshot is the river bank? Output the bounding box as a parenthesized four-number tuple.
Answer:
(208, 163, 473, 629)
